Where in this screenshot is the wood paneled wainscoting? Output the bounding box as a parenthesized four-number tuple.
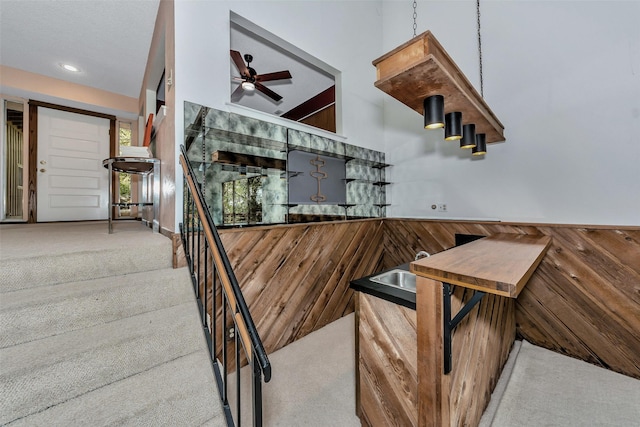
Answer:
(218, 219, 385, 355)
(383, 219, 640, 381)
(173, 218, 639, 383)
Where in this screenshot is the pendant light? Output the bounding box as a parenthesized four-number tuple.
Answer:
(460, 124, 476, 149)
(373, 0, 504, 157)
(424, 95, 445, 129)
(445, 112, 463, 141)
(472, 133, 487, 156)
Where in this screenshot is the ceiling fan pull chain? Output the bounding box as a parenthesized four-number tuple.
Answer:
(413, 0, 418, 38)
(477, 0, 484, 98)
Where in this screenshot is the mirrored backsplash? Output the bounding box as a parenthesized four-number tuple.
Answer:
(184, 101, 388, 227)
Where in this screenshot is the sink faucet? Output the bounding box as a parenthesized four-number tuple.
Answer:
(415, 251, 430, 261)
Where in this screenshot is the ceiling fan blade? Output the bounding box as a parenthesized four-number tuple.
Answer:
(255, 82, 282, 102)
(230, 50, 250, 77)
(255, 70, 292, 82)
(231, 85, 244, 102)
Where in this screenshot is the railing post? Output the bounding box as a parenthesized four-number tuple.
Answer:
(236, 327, 242, 427)
(253, 355, 263, 427)
(222, 289, 229, 405)
(212, 267, 217, 360)
(180, 147, 270, 427)
(203, 243, 208, 327)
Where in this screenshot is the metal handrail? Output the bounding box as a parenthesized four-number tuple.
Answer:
(179, 144, 271, 426)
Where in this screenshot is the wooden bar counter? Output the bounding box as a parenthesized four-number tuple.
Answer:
(353, 233, 551, 427)
(411, 233, 551, 426)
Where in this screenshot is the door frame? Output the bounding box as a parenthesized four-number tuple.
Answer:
(27, 100, 116, 223)
(0, 96, 29, 222)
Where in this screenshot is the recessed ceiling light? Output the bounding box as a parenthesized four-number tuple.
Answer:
(60, 63, 80, 73)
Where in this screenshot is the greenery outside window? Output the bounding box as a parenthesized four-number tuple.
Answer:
(118, 122, 132, 216)
(222, 176, 263, 225)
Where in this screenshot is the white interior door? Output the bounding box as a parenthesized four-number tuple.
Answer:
(37, 107, 110, 221)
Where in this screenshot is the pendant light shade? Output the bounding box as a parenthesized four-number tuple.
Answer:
(472, 133, 487, 156)
(445, 112, 463, 140)
(460, 124, 476, 149)
(424, 95, 445, 129)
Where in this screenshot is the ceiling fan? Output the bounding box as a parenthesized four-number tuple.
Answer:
(230, 50, 292, 102)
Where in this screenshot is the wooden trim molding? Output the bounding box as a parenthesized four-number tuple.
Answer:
(28, 100, 117, 121)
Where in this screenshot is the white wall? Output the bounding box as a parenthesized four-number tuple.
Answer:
(173, 0, 385, 230)
(172, 0, 639, 228)
(383, 0, 640, 226)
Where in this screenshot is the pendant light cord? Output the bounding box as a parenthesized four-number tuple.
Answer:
(476, 0, 484, 98)
(413, 0, 417, 37)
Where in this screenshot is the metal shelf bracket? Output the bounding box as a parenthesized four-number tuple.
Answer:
(442, 282, 486, 374)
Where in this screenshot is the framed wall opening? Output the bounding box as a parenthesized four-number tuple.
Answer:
(229, 11, 342, 134)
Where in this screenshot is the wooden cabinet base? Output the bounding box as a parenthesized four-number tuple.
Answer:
(416, 277, 515, 427)
(354, 278, 515, 427)
(356, 292, 418, 426)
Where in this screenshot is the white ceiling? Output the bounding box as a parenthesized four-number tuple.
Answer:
(0, 0, 160, 98)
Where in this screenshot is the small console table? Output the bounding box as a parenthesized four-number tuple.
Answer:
(102, 157, 160, 234)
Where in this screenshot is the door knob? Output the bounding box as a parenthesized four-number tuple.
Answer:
(40, 168, 46, 173)
(40, 160, 46, 165)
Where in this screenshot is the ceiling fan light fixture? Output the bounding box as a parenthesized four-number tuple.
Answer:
(241, 81, 255, 91)
(424, 95, 445, 129)
(472, 133, 487, 156)
(460, 124, 477, 149)
(445, 112, 463, 141)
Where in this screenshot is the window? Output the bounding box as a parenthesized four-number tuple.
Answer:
(118, 121, 133, 216)
(222, 176, 263, 225)
(2, 99, 26, 221)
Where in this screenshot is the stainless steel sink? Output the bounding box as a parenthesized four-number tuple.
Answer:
(369, 269, 416, 292)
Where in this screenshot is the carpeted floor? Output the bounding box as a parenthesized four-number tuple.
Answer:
(485, 340, 640, 427)
(228, 313, 361, 427)
(4, 221, 638, 426)
(0, 221, 225, 426)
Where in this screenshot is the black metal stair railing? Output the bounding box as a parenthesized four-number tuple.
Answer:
(179, 145, 271, 427)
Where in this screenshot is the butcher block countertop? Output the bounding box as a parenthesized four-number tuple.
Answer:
(410, 233, 552, 298)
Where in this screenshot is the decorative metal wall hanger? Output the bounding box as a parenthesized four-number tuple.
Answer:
(310, 156, 328, 203)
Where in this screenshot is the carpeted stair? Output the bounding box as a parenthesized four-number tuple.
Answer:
(0, 222, 225, 426)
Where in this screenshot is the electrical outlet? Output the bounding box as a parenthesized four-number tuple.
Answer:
(438, 203, 447, 212)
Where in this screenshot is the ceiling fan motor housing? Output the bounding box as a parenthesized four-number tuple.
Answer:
(231, 49, 291, 102)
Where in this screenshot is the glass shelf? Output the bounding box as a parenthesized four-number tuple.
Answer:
(185, 125, 287, 152)
(184, 103, 391, 225)
(346, 158, 390, 169)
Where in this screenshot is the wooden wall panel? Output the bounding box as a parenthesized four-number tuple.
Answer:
(356, 292, 418, 427)
(384, 219, 640, 380)
(448, 288, 515, 427)
(178, 218, 639, 384)
(219, 219, 385, 356)
(415, 276, 515, 427)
